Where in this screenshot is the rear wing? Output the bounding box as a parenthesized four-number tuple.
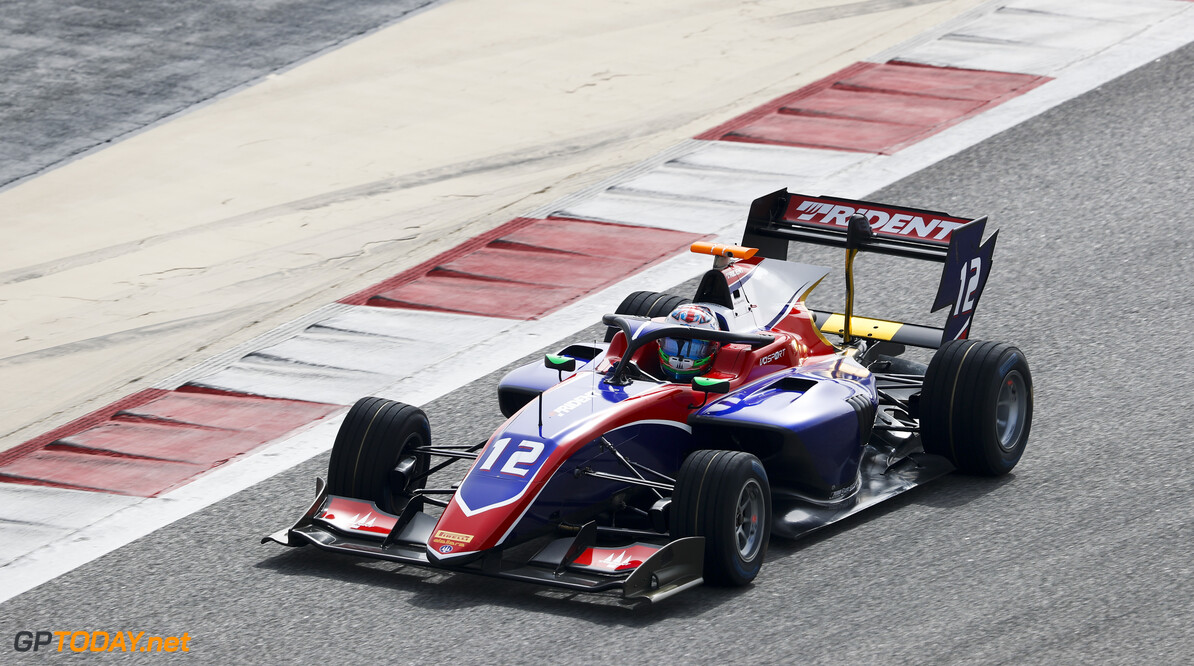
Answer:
(742, 190, 998, 348)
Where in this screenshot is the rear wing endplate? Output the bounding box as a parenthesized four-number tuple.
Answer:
(742, 189, 998, 346)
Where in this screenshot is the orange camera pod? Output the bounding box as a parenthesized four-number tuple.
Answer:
(689, 242, 758, 260)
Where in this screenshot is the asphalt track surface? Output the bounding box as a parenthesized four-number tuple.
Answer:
(0, 0, 437, 189)
(2, 40, 1192, 663)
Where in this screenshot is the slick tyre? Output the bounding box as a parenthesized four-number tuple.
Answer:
(326, 397, 430, 513)
(603, 291, 691, 342)
(672, 450, 771, 586)
(920, 340, 1033, 476)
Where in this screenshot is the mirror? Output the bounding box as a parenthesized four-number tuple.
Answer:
(545, 354, 577, 372)
(691, 376, 729, 394)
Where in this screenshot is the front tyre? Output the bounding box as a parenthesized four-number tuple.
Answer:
(672, 450, 771, 586)
(326, 397, 430, 513)
(920, 340, 1033, 476)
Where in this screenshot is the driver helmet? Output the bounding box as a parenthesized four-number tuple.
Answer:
(658, 304, 720, 381)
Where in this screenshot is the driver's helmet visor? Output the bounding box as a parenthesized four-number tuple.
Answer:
(659, 338, 717, 367)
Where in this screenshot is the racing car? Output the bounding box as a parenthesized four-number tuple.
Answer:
(264, 189, 1033, 602)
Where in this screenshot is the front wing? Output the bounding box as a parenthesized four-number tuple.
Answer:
(263, 479, 705, 603)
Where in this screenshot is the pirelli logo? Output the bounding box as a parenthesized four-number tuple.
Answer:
(433, 530, 474, 545)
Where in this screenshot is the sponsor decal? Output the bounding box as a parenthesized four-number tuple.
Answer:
(758, 349, 785, 366)
(721, 261, 757, 292)
(828, 484, 856, 501)
(433, 530, 474, 545)
(571, 544, 661, 572)
(599, 551, 634, 569)
(550, 390, 597, 417)
(431, 529, 474, 554)
(316, 497, 397, 536)
(787, 196, 967, 243)
(349, 512, 378, 531)
(12, 630, 192, 653)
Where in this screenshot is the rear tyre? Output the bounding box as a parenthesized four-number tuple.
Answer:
(672, 450, 771, 586)
(603, 291, 691, 342)
(920, 340, 1033, 475)
(326, 397, 430, 513)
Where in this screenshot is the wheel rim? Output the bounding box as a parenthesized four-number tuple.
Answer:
(734, 478, 765, 562)
(995, 370, 1027, 451)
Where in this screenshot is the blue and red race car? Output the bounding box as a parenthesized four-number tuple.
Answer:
(265, 189, 1033, 602)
